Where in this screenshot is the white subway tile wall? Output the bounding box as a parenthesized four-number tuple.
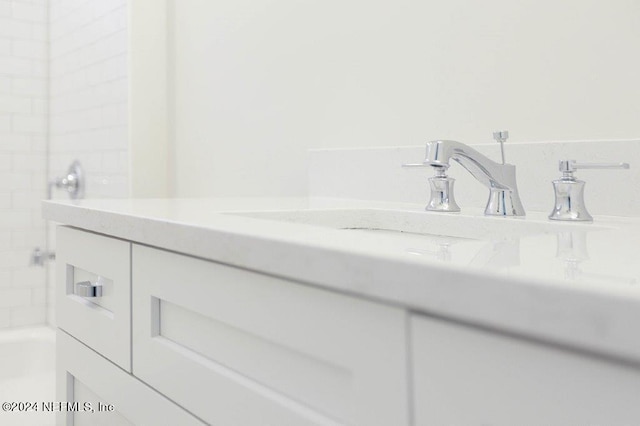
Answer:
(47, 0, 130, 325)
(49, 0, 129, 201)
(0, 0, 48, 328)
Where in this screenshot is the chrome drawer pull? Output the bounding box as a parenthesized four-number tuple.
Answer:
(75, 281, 103, 298)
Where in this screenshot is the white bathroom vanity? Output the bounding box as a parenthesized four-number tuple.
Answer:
(44, 197, 640, 425)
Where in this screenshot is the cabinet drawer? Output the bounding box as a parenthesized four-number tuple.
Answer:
(411, 314, 640, 426)
(56, 226, 131, 371)
(57, 330, 204, 426)
(132, 244, 409, 426)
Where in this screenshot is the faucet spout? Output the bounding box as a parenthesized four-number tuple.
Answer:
(423, 140, 526, 216)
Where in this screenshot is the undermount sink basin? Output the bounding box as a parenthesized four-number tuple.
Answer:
(228, 208, 584, 241)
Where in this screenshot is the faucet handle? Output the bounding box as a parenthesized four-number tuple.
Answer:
(549, 159, 630, 221)
(402, 162, 451, 169)
(401, 163, 460, 212)
(492, 130, 509, 164)
(559, 160, 630, 176)
(492, 130, 509, 141)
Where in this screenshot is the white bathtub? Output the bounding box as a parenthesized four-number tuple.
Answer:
(0, 326, 55, 426)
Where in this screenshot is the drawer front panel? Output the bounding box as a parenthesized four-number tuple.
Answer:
(57, 330, 204, 426)
(133, 244, 409, 426)
(411, 314, 640, 426)
(56, 226, 131, 371)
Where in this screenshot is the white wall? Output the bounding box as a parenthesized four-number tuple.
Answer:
(0, 0, 48, 328)
(165, 0, 640, 198)
(129, 0, 169, 198)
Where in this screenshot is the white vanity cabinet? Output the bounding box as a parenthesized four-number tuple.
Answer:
(55, 224, 640, 426)
(55, 226, 409, 425)
(410, 314, 640, 426)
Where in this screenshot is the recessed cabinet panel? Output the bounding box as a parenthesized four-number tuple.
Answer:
(56, 330, 204, 426)
(132, 244, 409, 426)
(411, 314, 640, 426)
(72, 380, 134, 426)
(56, 226, 132, 371)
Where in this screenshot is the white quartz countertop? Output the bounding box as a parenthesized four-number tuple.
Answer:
(43, 197, 640, 364)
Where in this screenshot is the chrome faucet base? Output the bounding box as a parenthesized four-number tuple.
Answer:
(548, 178, 593, 222)
(426, 175, 460, 212)
(485, 189, 526, 217)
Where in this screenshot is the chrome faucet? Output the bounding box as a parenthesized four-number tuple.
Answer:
(404, 131, 526, 216)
